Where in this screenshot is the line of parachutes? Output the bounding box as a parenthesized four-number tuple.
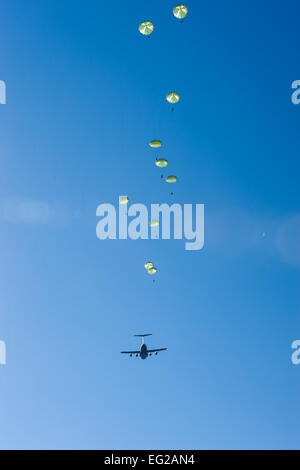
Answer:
(129, 5, 189, 280)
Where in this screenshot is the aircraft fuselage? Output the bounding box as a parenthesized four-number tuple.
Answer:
(140, 343, 148, 360)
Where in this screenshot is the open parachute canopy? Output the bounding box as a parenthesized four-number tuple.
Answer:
(173, 4, 188, 19)
(148, 266, 157, 275)
(139, 21, 154, 36)
(155, 158, 168, 168)
(144, 262, 154, 270)
(144, 262, 157, 275)
(149, 220, 159, 227)
(166, 92, 180, 104)
(119, 196, 129, 205)
(149, 140, 162, 148)
(166, 175, 178, 183)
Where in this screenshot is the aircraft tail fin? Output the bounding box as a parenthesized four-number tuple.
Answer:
(134, 334, 152, 344)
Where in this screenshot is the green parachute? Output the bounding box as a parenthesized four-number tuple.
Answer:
(149, 140, 162, 148)
(139, 21, 154, 36)
(144, 262, 157, 275)
(119, 196, 129, 205)
(166, 92, 180, 104)
(173, 4, 188, 20)
(155, 158, 168, 168)
(148, 266, 157, 275)
(144, 262, 154, 270)
(166, 175, 178, 183)
(149, 220, 159, 227)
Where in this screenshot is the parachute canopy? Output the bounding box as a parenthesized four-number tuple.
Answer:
(149, 220, 159, 227)
(144, 262, 154, 270)
(148, 266, 157, 275)
(145, 262, 157, 275)
(166, 175, 178, 183)
(119, 196, 129, 204)
(155, 158, 168, 168)
(149, 140, 162, 148)
(173, 4, 188, 19)
(139, 21, 154, 36)
(166, 92, 180, 104)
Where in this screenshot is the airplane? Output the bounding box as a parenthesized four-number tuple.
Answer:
(120, 334, 167, 360)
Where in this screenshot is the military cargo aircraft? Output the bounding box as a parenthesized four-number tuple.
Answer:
(121, 334, 167, 360)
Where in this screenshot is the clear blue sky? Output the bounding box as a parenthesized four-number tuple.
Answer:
(0, 0, 299, 450)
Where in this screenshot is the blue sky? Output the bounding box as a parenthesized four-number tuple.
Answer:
(0, 0, 299, 449)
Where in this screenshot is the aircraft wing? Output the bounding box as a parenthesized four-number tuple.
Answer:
(120, 350, 140, 354)
(147, 348, 167, 353)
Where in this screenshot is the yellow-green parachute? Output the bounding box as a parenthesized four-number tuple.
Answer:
(155, 158, 168, 168)
(173, 4, 188, 20)
(166, 175, 178, 183)
(148, 266, 157, 275)
(144, 262, 157, 274)
(149, 140, 162, 148)
(119, 196, 129, 204)
(144, 262, 154, 270)
(149, 220, 159, 227)
(139, 21, 154, 36)
(166, 92, 180, 104)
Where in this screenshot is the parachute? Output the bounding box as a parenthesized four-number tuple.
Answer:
(149, 140, 162, 148)
(155, 158, 168, 168)
(144, 262, 157, 275)
(166, 175, 178, 183)
(149, 220, 159, 227)
(148, 266, 157, 275)
(144, 262, 154, 270)
(166, 92, 180, 104)
(119, 196, 129, 204)
(139, 21, 154, 36)
(173, 4, 188, 20)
